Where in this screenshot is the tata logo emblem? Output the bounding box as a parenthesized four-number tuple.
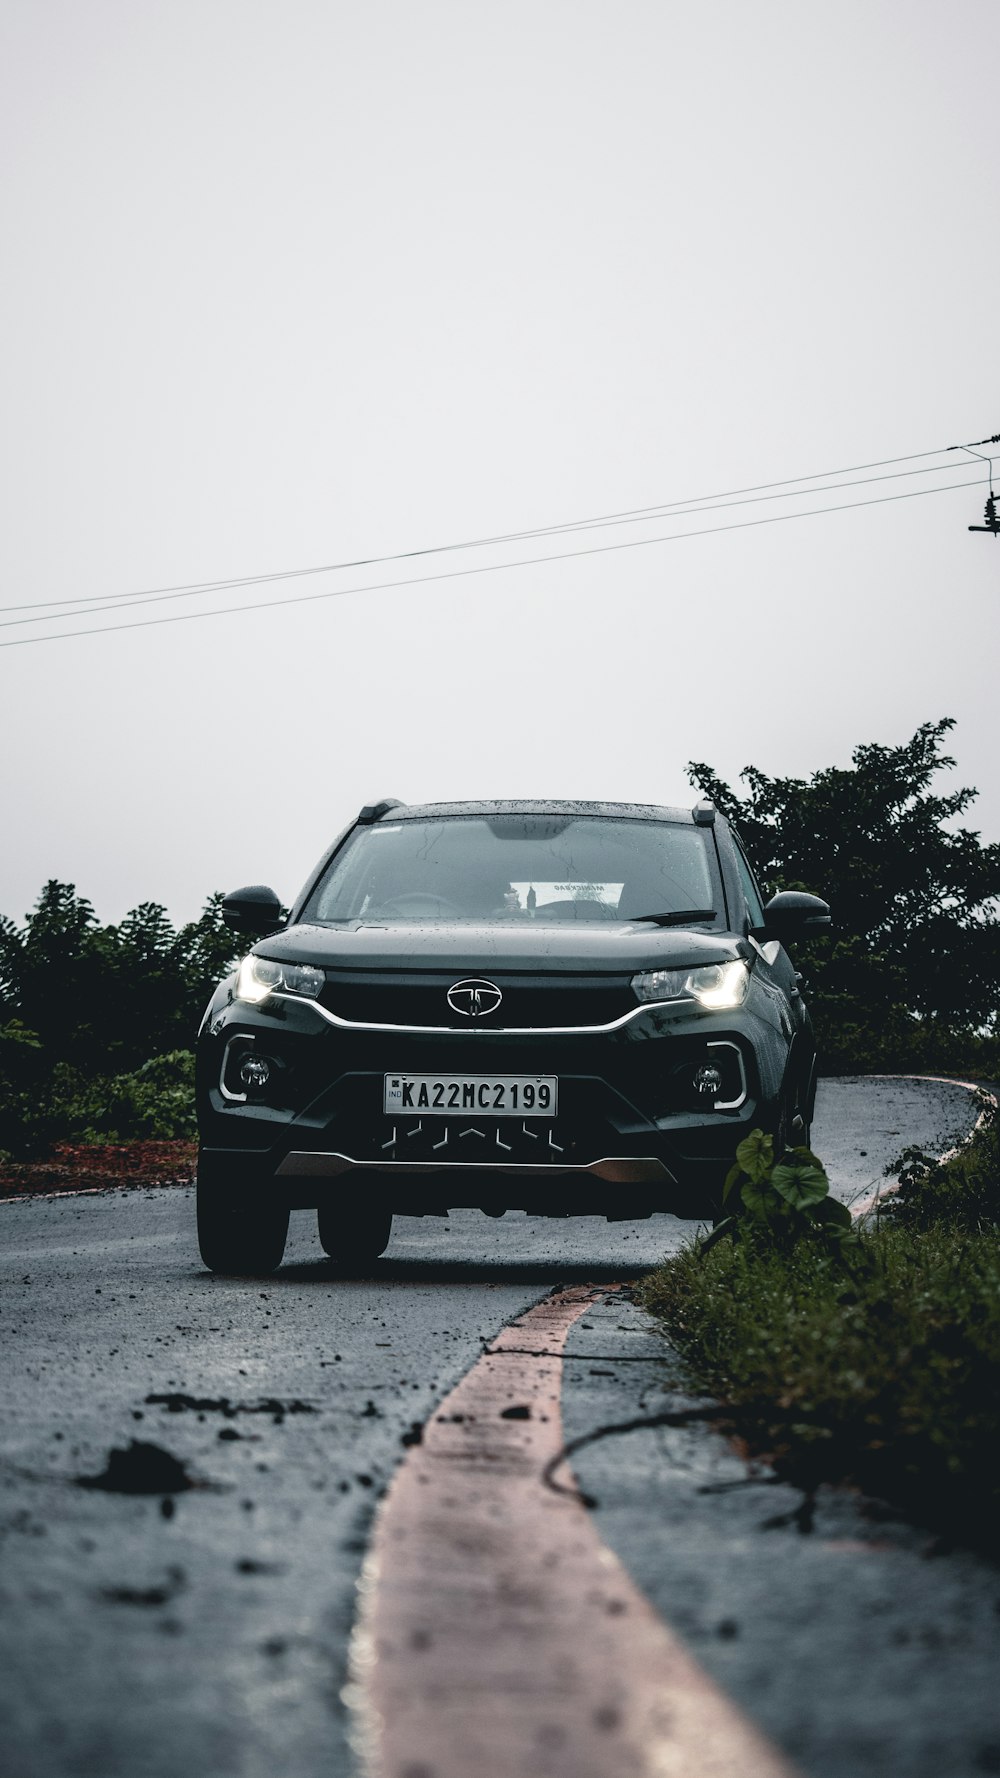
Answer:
(447, 978, 503, 1019)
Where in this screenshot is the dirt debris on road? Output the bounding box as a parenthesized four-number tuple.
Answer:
(77, 1439, 198, 1496)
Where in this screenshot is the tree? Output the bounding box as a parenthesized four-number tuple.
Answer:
(0, 884, 239, 1153)
(687, 720, 1000, 1071)
(0, 882, 103, 1068)
(172, 894, 241, 1027)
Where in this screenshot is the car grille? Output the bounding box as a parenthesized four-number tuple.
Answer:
(319, 973, 636, 1030)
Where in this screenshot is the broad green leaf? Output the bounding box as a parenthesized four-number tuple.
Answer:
(771, 1160, 829, 1210)
(787, 1146, 827, 1170)
(813, 1195, 853, 1227)
(734, 1129, 774, 1185)
(741, 1176, 773, 1218)
(722, 1162, 743, 1203)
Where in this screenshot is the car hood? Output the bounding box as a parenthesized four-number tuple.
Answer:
(256, 920, 747, 975)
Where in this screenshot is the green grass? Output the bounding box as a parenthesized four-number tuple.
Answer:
(885, 1093, 999, 1232)
(638, 1108, 1000, 1549)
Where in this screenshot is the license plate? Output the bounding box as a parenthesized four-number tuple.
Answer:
(383, 1074, 557, 1117)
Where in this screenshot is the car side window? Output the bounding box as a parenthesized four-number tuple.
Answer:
(734, 843, 766, 929)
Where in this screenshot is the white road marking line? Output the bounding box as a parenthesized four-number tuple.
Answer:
(348, 1284, 799, 1778)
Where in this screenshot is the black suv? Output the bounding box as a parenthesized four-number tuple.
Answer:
(195, 799, 829, 1273)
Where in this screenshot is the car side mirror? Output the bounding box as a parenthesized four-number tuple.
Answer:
(221, 885, 286, 935)
(753, 890, 831, 943)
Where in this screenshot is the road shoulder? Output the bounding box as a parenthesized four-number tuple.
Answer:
(562, 1292, 1000, 1778)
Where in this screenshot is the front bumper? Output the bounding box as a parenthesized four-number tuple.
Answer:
(276, 1148, 675, 1184)
(196, 985, 792, 1216)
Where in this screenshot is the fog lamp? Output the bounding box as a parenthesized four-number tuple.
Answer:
(693, 1063, 724, 1097)
(240, 1056, 271, 1091)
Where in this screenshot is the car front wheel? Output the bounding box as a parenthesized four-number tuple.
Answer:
(196, 1158, 289, 1275)
(317, 1203, 393, 1269)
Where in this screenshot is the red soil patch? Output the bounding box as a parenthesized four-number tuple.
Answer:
(0, 1138, 197, 1199)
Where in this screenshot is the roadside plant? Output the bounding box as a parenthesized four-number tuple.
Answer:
(702, 1128, 856, 1254)
(885, 1097, 999, 1232)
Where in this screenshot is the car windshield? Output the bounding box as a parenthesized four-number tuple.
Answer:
(301, 814, 721, 925)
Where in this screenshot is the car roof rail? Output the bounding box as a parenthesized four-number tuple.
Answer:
(356, 798, 406, 825)
(692, 799, 716, 826)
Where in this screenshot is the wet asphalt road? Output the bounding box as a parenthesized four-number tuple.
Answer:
(0, 1076, 993, 1778)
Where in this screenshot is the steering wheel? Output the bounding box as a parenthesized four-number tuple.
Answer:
(375, 893, 464, 917)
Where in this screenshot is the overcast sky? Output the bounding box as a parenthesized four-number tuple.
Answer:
(1, 0, 998, 929)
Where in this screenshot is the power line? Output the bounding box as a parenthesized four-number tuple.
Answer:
(0, 456, 979, 634)
(0, 435, 983, 623)
(0, 474, 985, 651)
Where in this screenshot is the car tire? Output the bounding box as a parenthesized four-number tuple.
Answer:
(196, 1161, 289, 1275)
(317, 1204, 393, 1268)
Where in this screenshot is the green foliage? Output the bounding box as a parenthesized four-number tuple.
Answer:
(639, 1222, 1000, 1550)
(78, 1051, 196, 1141)
(729, 1127, 773, 1184)
(642, 1108, 1000, 1549)
(770, 1155, 830, 1212)
(687, 719, 1000, 1072)
(0, 884, 237, 1155)
(108, 1051, 197, 1140)
(3, 1052, 198, 1152)
(886, 1098, 999, 1233)
(0, 882, 237, 1071)
(0, 1018, 47, 1155)
(710, 1129, 855, 1252)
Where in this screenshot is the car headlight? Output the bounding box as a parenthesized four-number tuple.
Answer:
(632, 958, 750, 1009)
(234, 955, 325, 1004)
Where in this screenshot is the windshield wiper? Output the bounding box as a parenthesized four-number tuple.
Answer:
(627, 908, 717, 927)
